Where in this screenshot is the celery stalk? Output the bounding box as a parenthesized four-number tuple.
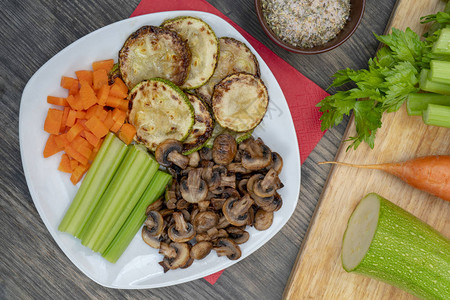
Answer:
(432, 28, 450, 55)
(429, 60, 450, 84)
(422, 104, 450, 128)
(102, 171, 171, 263)
(58, 133, 128, 236)
(80, 144, 157, 252)
(420, 69, 450, 95)
(406, 93, 450, 115)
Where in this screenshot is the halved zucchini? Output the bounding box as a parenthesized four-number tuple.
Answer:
(195, 37, 260, 106)
(128, 78, 194, 151)
(162, 16, 219, 90)
(212, 73, 268, 132)
(119, 26, 191, 89)
(182, 94, 214, 154)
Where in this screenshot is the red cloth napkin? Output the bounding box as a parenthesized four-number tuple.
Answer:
(130, 0, 328, 285)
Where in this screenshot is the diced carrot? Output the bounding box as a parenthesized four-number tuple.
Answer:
(96, 84, 110, 106)
(79, 80, 98, 110)
(43, 134, 63, 158)
(61, 76, 77, 89)
(58, 153, 73, 173)
(70, 164, 89, 185)
(92, 69, 108, 90)
(54, 133, 69, 149)
(47, 96, 69, 107)
(66, 109, 77, 127)
(85, 116, 109, 139)
(103, 110, 114, 130)
(118, 123, 136, 145)
(105, 96, 122, 108)
(66, 94, 83, 111)
(65, 144, 89, 165)
(92, 59, 114, 72)
(75, 70, 93, 87)
(109, 78, 128, 99)
(118, 100, 129, 112)
(61, 107, 70, 132)
(70, 158, 79, 171)
(84, 130, 101, 148)
(85, 105, 107, 121)
(72, 135, 91, 150)
(69, 79, 80, 96)
(77, 144, 93, 159)
(76, 110, 86, 119)
(112, 108, 126, 124)
(44, 108, 64, 135)
(110, 119, 123, 133)
(66, 122, 84, 142)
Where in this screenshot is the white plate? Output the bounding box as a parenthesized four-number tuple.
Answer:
(19, 11, 301, 289)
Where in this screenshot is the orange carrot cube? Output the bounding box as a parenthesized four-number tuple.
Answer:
(43, 134, 63, 158)
(85, 116, 109, 139)
(61, 76, 77, 89)
(47, 96, 69, 107)
(79, 80, 98, 110)
(65, 144, 89, 165)
(70, 164, 89, 185)
(97, 84, 110, 106)
(93, 69, 109, 90)
(44, 108, 64, 135)
(75, 70, 93, 87)
(109, 78, 128, 99)
(58, 153, 73, 173)
(92, 59, 114, 72)
(66, 122, 84, 142)
(118, 123, 136, 145)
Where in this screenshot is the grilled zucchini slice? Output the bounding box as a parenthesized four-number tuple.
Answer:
(162, 16, 219, 90)
(204, 122, 253, 148)
(119, 26, 191, 89)
(196, 37, 260, 106)
(212, 73, 268, 132)
(182, 93, 214, 154)
(128, 78, 194, 151)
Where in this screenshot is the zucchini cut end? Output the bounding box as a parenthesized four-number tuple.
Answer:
(342, 193, 380, 272)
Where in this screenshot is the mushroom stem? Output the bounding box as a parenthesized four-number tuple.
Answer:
(260, 168, 278, 191)
(159, 242, 177, 258)
(168, 151, 189, 169)
(173, 212, 189, 233)
(232, 194, 253, 215)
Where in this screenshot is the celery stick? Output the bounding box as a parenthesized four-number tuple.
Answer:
(420, 69, 450, 95)
(406, 93, 450, 115)
(80, 144, 157, 252)
(102, 171, 171, 263)
(432, 28, 450, 55)
(58, 133, 128, 236)
(429, 60, 450, 84)
(422, 104, 450, 128)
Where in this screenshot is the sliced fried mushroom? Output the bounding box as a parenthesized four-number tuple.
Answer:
(212, 134, 237, 165)
(253, 168, 281, 198)
(144, 211, 164, 236)
(237, 178, 249, 195)
(142, 226, 161, 249)
(199, 147, 213, 161)
(247, 174, 275, 208)
(190, 241, 213, 260)
(261, 192, 283, 212)
(217, 215, 231, 229)
(239, 138, 272, 170)
(155, 139, 190, 169)
(146, 197, 163, 215)
(214, 238, 241, 260)
(220, 174, 236, 188)
(180, 257, 194, 269)
(227, 162, 250, 174)
(198, 200, 210, 211)
(222, 194, 254, 226)
(168, 212, 196, 242)
(271, 152, 283, 174)
(159, 242, 191, 272)
(210, 197, 227, 211)
(176, 199, 189, 210)
(254, 209, 274, 231)
(202, 165, 221, 191)
(188, 151, 200, 167)
(226, 227, 250, 244)
(180, 169, 208, 203)
(193, 211, 219, 233)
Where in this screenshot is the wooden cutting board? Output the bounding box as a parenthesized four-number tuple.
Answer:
(283, 0, 450, 299)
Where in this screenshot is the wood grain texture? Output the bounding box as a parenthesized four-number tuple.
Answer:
(1, 0, 396, 299)
(283, 0, 450, 299)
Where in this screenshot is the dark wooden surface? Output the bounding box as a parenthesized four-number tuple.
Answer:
(1, 0, 396, 299)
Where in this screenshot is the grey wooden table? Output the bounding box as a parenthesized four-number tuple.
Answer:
(1, 0, 396, 299)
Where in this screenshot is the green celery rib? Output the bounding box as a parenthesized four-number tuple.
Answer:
(429, 60, 450, 84)
(58, 133, 128, 236)
(406, 93, 450, 115)
(432, 28, 450, 55)
(420, 69, 450, 95)
(80, 144, 157, 252)
(422, 104, 450, 128)
(101, 171, 171, 263)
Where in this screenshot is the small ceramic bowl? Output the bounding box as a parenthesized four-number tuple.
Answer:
(254, 0, 366, 54)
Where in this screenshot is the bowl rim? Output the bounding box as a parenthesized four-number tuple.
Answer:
(254, 0, 366, 54)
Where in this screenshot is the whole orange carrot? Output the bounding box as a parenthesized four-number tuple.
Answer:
(319, 155, 450, 202)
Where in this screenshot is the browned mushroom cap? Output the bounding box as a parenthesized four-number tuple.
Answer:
(195, 228, 228, 242)
(168, 212, 196, 242)
(199, 147, 213, 161)
(253, 168, 281, 198)
(246, 174, 275, 208)
(180, 257, 194, 269)
(190, 241, 213, 260)
(155, 139, 190, 169)
(254, 209, 274, 230)
(188, 151, 200, 167)
(159, 242, 191, 272)
(193, 211, 219, 233)
(142, 226, 162, 249)
(261, 192, 283, 212)
(222, 194, 254, 226)
(226, 227, 250, 244)
(202, 165, 226, 191)
(180, 169, 208, 203)
(214, 238, 241, 260)
(212, 134, 237, 165)
(239, 138, 272, 170)
(144, 211, 164, 236)
(146, 197, 163, 215)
